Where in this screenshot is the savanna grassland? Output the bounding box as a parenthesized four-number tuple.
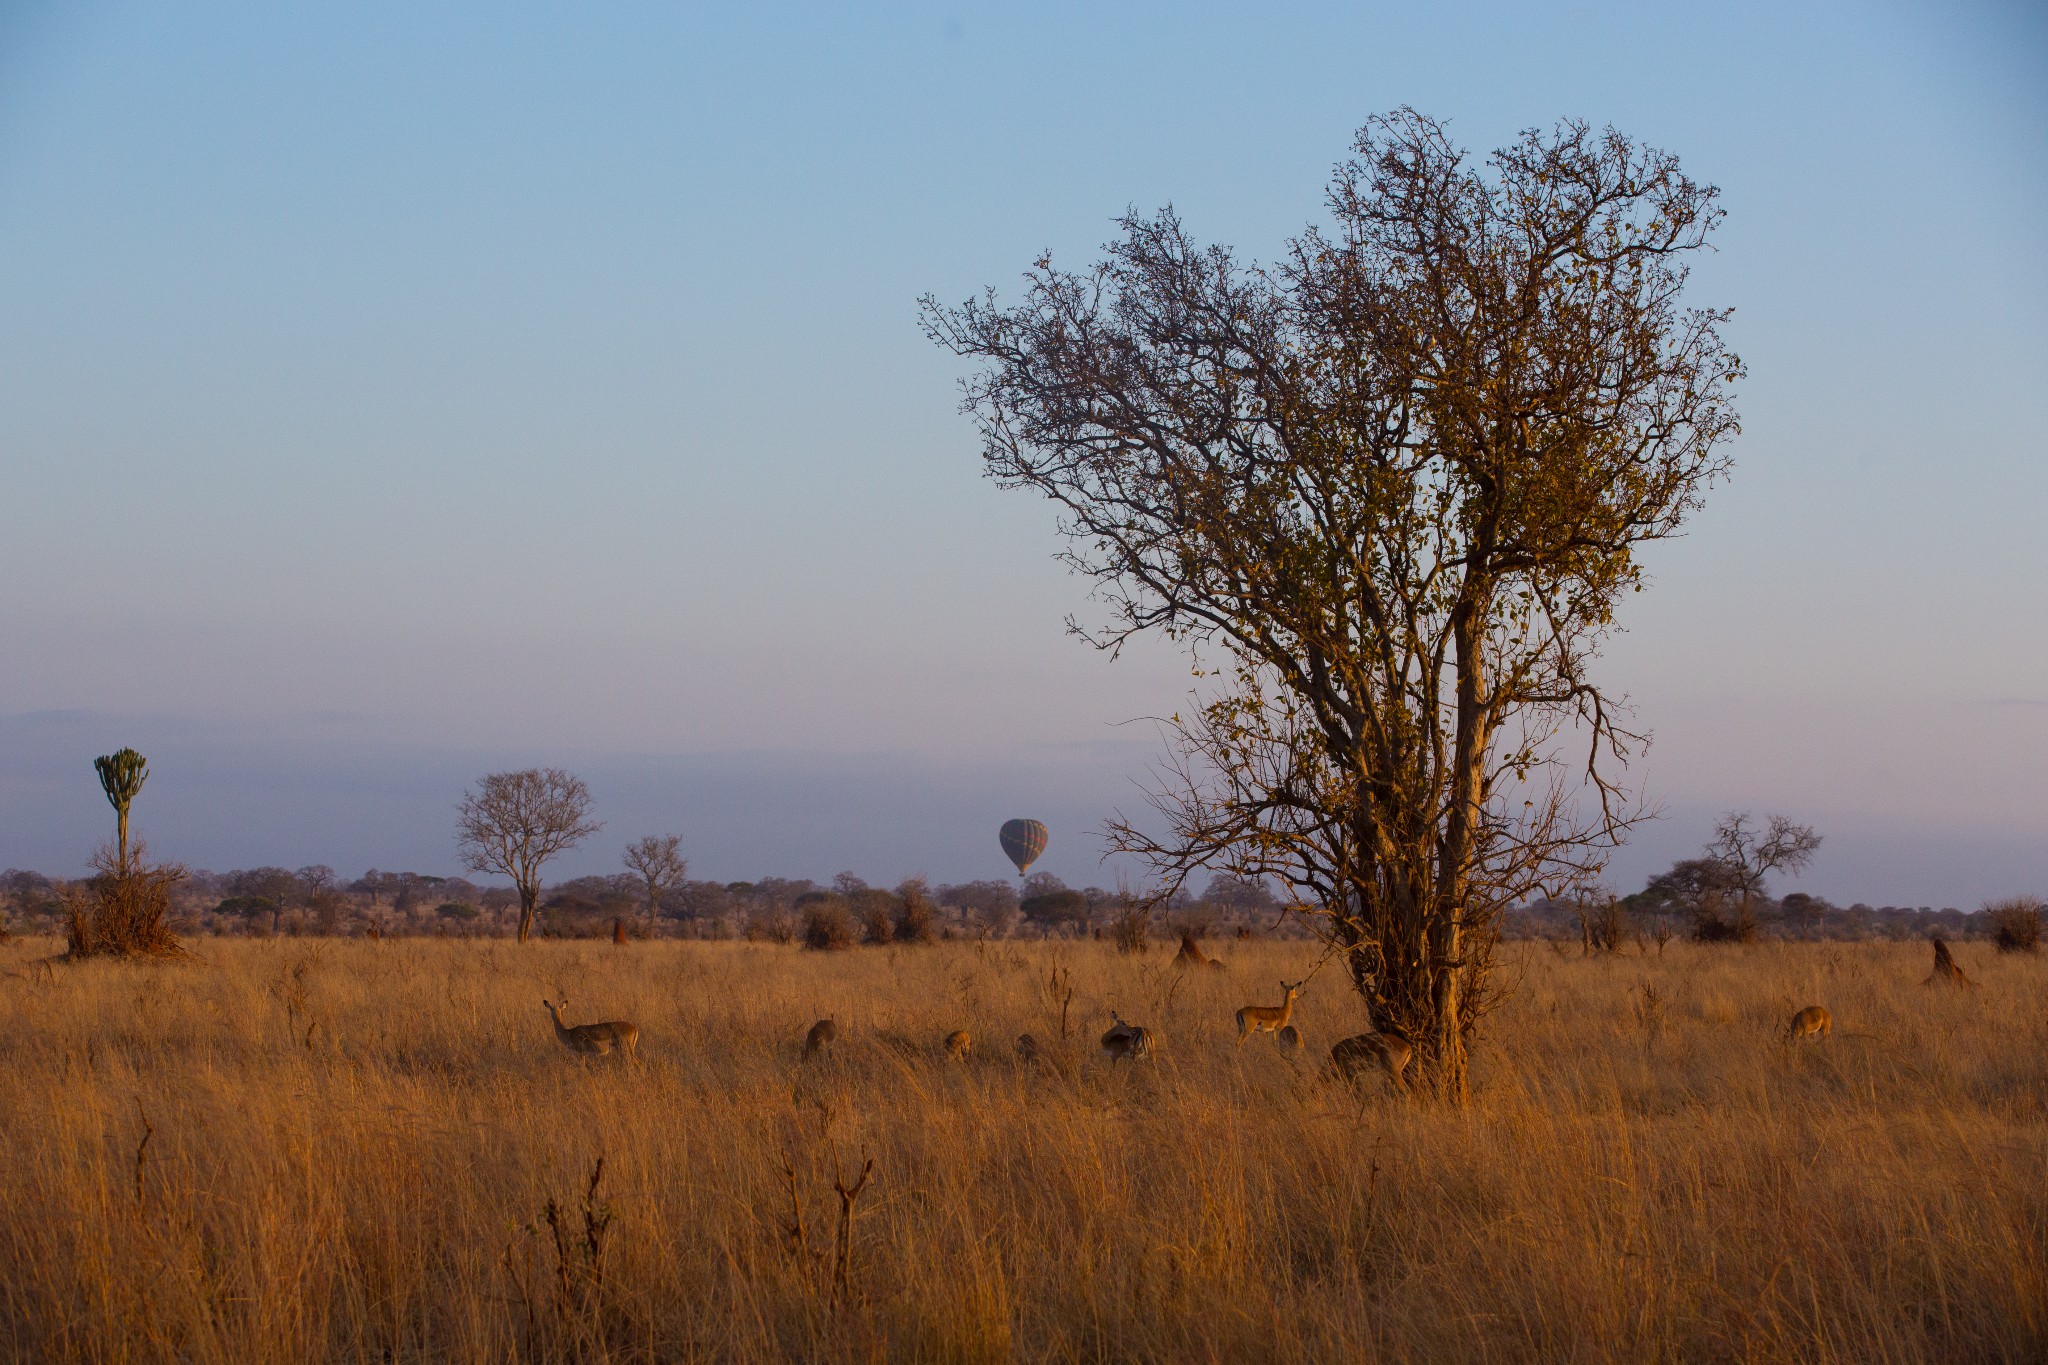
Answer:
(1, 934, 2042, 1363)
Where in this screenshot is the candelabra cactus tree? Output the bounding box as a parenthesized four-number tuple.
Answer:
(94, 748, 150, 870)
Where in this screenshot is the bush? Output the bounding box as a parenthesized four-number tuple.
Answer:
(1111, 906, 1150, 954)
(64, 845, 185, 960)
(1691, 897, 1758, 944)
(1577, 898, 1630, 953)
(745, 907, 798, 945)
(214, 895, 278, 922)
(1986, 897, 2043, 954)
(852, 889, 895, 944)
(1022, 889, 1089, 926)
(801, 897, 858, 951)
(895, 881, 938, 944)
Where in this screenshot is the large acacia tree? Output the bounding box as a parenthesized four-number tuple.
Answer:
(922, 111, 1741, 1097)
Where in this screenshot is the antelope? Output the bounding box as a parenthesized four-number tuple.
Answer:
(1100, 1011, 1154, 1062)
(1325, 1031, 1411, 1091)
(1236, 979, 1304, 1043)
(542, 998, 638, 1060)
(1784, 1005, 1832, 1042)
(1276, 1023, 1305, 1053)
(804, 1018, 837, 1059)
(1014, 1033, 1042, 1062)
(944, 1029, 972, 1061)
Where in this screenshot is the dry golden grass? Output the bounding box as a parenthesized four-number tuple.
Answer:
(0, 934, 2043, 1362)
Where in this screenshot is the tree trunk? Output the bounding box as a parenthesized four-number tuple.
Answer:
(517, 884, 537, 944)
(116, 808, 130, 872)
(1422, 603, 1489, 1102)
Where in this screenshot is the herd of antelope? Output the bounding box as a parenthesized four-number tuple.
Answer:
(541, 969, 1838, 1088)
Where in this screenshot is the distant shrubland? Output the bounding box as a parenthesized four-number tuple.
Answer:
(0, 862, 2031, 946)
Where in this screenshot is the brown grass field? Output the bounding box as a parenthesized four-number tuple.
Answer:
(0, 934, 2042, 1363)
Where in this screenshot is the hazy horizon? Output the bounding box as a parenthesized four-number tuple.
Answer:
(4, 1, 2043, 906)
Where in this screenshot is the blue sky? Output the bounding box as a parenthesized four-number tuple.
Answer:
(1, 1, 2043, 902)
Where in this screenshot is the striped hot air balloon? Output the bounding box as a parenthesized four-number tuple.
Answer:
(999, 819, 1048, 877)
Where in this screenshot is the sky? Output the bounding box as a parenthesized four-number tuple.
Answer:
(1, 0, 2043, 903)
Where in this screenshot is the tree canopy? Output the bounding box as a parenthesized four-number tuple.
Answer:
(924, 110, 1741, 1096)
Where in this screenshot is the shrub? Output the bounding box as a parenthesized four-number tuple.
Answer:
(1691, 897, 1758, 944)
(895, 880, 938, 944)
(1986, 897, 2042, 954)
(1111, 906, 1150, 954)
(1022, 889, 1089, 926)
(63, 844, 185, 960)
(801, 897, 858, 951)
(852, 889, 895, 944)
(745, 907, 798, 945)
(1575, 898, 1631, 953)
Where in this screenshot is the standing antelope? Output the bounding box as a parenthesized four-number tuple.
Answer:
(542, 998, 639, 1060)
(1100, 1011, 1154, 1062)
(1236, 979, 1304, 1043)
(1784, 1005, 1831, 1042)
(1325, 1031, 1411, 1091)
(944, 1029, 973, 1061)
(804, 1018, 838, 1059)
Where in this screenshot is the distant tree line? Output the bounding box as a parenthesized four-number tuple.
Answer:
(0, 863, 1291, 942)
(2, 852, 2035, 948)
(1498, 811, 2042, 950)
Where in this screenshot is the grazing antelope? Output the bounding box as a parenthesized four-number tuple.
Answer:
(804, 1018, 837, 1059)
(1236, 979, 1304, 1043)
(944, 1029, 972, 1061)
(542, 998, 639, 1060)
(1100, 1011, 1154, 1062)
(1276, 1023, 1305, 1053)
(1784, 1005, 1832, 1042)
(1325, 1031, 1411, 1091)
(1014, 1033, 1042, 1062)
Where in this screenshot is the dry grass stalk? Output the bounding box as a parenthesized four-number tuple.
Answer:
(830, 1150, 875, 1305)
(1040, 963, 1076, 1039)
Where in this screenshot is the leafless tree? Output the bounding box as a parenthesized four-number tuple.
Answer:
(1706, 812, 1822, 905)
(621, 834, 687, 935)
(455, 769, 601, 943)
(923, 110, 1741, 1098)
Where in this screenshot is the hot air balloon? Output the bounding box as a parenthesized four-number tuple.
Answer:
(999, 819, 1048, 878)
